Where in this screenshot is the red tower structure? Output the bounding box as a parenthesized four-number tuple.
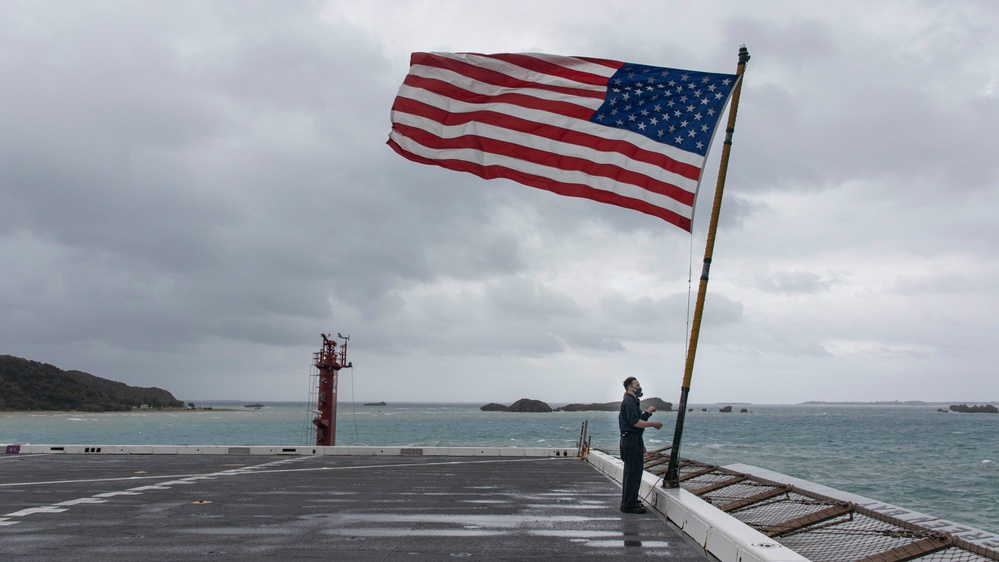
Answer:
(311, 333, 350, 446)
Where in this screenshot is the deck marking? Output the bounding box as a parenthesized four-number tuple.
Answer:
(0, 456, 315, 524)
(55, 498, 108, 506)
(6, 507, 69, 516)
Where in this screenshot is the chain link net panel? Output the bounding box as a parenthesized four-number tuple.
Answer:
(639, 453, 999, 562)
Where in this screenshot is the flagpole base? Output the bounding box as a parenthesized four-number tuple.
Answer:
(663, 386, 690, 488)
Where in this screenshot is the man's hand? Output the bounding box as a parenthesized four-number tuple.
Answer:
(646, 406, 657, 414)
(652, 421, 663, 430)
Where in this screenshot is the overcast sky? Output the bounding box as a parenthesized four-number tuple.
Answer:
(2, 1, 997, 405)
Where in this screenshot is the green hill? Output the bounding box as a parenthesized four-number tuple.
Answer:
(0, 355, 184, 412)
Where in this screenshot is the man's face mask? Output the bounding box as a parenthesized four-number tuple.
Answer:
(634, 385, 643, 398)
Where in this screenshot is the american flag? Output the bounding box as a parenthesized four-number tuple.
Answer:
(387, 52, 738, 231)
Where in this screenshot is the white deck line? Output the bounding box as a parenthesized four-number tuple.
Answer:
(586, 451, 810, 562)
(2, 444, 573, 457)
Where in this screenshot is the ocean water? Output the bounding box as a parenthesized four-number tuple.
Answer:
(1, 402, 996, 534)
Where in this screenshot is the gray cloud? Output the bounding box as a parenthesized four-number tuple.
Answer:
(2, 1, 997, 404)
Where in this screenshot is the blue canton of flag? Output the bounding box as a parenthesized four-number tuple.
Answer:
(591, 64, 737, 158)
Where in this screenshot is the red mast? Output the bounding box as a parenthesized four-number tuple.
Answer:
(311, 333, 350, 446)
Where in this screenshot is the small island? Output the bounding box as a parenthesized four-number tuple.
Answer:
(949, 404, 998, 414)
(480, 398, 552, 412)
(363, 401, 388, 407)
(556, 397, 672, 412)
(481, 397, 673, 413)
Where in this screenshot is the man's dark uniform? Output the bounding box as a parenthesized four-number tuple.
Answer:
(619, 392, 651, 508)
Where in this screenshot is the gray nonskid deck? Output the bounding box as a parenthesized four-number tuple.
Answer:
(0, 454, 709, 561)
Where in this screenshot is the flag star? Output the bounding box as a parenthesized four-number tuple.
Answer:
(722, 78, 732, 85)
(657, 129, 665, 137)
(680, 95, 688, 103)
(696, 141, 704, 150)
(674, 110, 682, 117)
(650, 117, 658, 125)
(624, 104, 632, 111)
(637, 122, 647, 130)
(668, 125, 676, 133)
(686, 104, 695, 112)
(693, 112, 702, 120)
(616, 119, 625, 126)
(680, 73, 690, 81)
(675, 135, 684, 143)
(667, 100, 675, 108)
(714, 92, 724, 100)
(610, 108, 619, 116)
(700, 124, 709, 132)
(701, 76, 711, 84)
(653, 104, 662, 112)
(680, 119, 689, 128)
(701, 97, 710, 105)
(707, 108, 716, 116)
(708, 84, 717, 92)
(640, 109, 649, 116)
(621, 92, 630, 101)
(688, 129, 697, 137)
(628, 114, 637, 121)
(668, 79, 677, 87)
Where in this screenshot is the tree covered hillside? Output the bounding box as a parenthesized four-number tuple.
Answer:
(0, 355, 184, 411)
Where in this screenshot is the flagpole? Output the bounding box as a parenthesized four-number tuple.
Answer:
(664, 45, 750, 488)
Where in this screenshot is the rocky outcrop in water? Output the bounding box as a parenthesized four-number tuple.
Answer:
(480, 402, 509, 412)
(556, 397, 672, 412)
(949, 404, 998, 414)
(480, 399, 552, 412)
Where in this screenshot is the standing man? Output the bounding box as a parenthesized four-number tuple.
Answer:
(619, 376, 662, 514)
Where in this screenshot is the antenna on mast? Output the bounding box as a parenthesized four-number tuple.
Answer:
(310, 332, 352, 446)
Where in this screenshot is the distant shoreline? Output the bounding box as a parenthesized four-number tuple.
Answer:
(0, 408, 242, 416)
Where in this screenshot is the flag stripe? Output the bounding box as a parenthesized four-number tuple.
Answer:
(401, 74, 598, 120)
(387, 136, 692, 230)
(388, 52, 736, 230)
(390, 121, 696, 206)
(415, 52, 619, 90)
(390, 103, 699, 200)
(394, 82, 704, 171)
(404, 66, 605, 111)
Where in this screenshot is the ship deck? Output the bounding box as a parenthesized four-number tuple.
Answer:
(0, 452, 708, 561)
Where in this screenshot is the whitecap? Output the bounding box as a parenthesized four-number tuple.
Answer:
(982, 459, 995, 464)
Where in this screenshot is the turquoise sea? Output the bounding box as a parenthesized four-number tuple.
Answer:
(1, 402, 996, 534)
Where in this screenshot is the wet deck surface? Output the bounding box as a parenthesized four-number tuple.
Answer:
(0, 454, 708, 560)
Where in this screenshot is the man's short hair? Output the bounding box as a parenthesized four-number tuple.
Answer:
(623, 376, 637, 389)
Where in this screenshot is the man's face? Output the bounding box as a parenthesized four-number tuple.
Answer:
(630, 380, 642, 395)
